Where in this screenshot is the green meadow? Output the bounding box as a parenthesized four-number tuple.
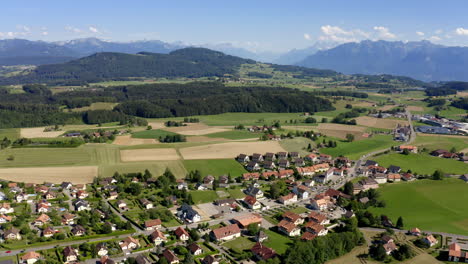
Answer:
(321, 135, 396, 160)
(370, 179, 468, 235)
(374, 152, 468, 175)
(182, 159, 247, 177)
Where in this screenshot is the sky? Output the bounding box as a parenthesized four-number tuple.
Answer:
(2, 0, 468, 52)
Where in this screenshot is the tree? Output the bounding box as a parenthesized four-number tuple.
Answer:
(247, 223, 260, 235)
(402, 148, 410, 155)
(346, 133, 355, 142)
(370, 244, 387, 261)
(450, 147, 457, 153)
(432, 169, 444, 180)
(396, 216, 404, 229)
(343, 182, 354, 196)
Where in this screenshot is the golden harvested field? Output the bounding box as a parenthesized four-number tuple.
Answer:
(20, 127, 64, 138)
(356, 116, 409, 129)
(457, 91, 468, 97)
(120, 148, 180, 161)
(318, 123, 366, 132)
(147, 122, 165, 129)
(378, 105, 397, 111)
(407, 105, 425, 112)
(317, 123, 367, 140)
(163, 123, 229, 135)
(113, 135, 158, 146)
(0, 166, 98, 184)
(180, 141, 286, 160)
(186, 136, 227, 143)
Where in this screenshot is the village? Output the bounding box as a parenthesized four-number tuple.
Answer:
(0, 140, 464, 264)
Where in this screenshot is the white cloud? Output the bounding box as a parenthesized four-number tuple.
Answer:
(303, 33, 311, 40)
(318, 25, 369, 43)
(17, 25, 30, 32)
(41, 31, 49, 36)
(373, 26, 396, 39)
(416, 31, 425, 36)
(88, 26, 99, 33)
(435, 29, 443, 34)
(429, 36, 441, 41)
(455, 27, 468, 36)
(65, 26, 82, 33)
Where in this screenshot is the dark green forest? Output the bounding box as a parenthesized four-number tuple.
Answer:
(0, 82, 334, 128)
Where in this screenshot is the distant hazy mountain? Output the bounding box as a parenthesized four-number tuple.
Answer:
(297, 40, 468, 81)
(274, 41, 339, 65)
(0, 48, 257, 85)
(55, 37, 185, 56)
(199, 43, 280, 63)
(0, 39, 78, 65)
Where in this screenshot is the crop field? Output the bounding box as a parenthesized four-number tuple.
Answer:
(120, 148, 180, 161)
(99, 160, 187, 178)
(20, 127, 64, 138)
(112, 135, 158, 145)
(0, 128, 19, 140)
(317, 123, 367, 140)
(204, 129, 258, 140)
(162, 123, 229, 135)
(374, 153, 468, 175)
(0, 166, 97, 184)
(131, 129, 179, 139)
(0, 147, 94, 167)
(70, 102, 118, 112)
(279, 137, 315, 156)
(370, 179, 468, 236)
(414, 134, 468, 152)
(182, 159, 246, 177)
(321, 135, 396, 160)
(179, 141, 286, 160)
(185, 136, 227, 143)
(355, 116, 409, 129)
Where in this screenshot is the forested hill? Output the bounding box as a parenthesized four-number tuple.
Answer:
(0, 82, 335, 128)
(0, 47, 342, 85)
(0, 48, 257, 85)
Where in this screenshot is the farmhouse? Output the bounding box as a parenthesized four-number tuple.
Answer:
(4, 227, 21, 240)
(163, 249, 179, 264)
(282, 211, 304, 225)
(308, 211, 330, 225)
(245, 186, 264, 198)
(174, 227, 190, 241)
(251, 243, 277, 261)
(410, 227, 421, 236)
(139, 198, 153, 209)
(145, 219, 162, 230)
(305, 153, 318, 163)
(119, 237, 140, 251)
(277, 220, 300, 237)
(233, 213, 263, 228)
(178, 204, 201, 223)
(34, 214, 51, 226)
(243, 195, 261, 210)
(21, 251, 41, 264)
(373, 173, 388, 184)
(188, 243, 203, 256)
(387, 173, 401, 182)
(398, 145, 418, 153)
(150, 230, 167, 245)
(211, 224, 241, 241)
(96, 243, 109, 257)
(424, 234, 438, 247)
(301, 231, 317, 241)
(63, 246, 79, 263)
(62, 213, 75, 225)
(71, 225, 86, 236)
(278, 193, 297, 205)
(447, 243, 467, 262)
(311, 197, 331, 211)
(304, 221, 328, 236)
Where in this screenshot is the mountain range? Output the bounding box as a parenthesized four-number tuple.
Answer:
(1, 38, 468, 81)
(297, 40, 468, 82)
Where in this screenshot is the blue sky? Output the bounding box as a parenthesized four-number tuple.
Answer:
(2, 0, 468, 52)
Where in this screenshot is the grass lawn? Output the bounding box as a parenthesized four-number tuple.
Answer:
(190, 190, 219, 204)
(225, 187, 245, 199)
(205, 130, 258, 140)
(279, 137, 315, 156)
(289, 206, 309, 214)
(0, 147, 94, 167)
(132, 129, 179, 139)
(70, 102, 118, 112)
(263, 229, 293, 255)
(374, 153, 468, 175)
(182, 159, 247, 178)
(182, 112, 313, 126)
(321, 135, 396, 160)
(0, 128, 20, 140)
(99, 160, 187, 178)
(370, 179, 468, 235)
(222, 236, 255, 251)
(414, 134, 468, 152)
